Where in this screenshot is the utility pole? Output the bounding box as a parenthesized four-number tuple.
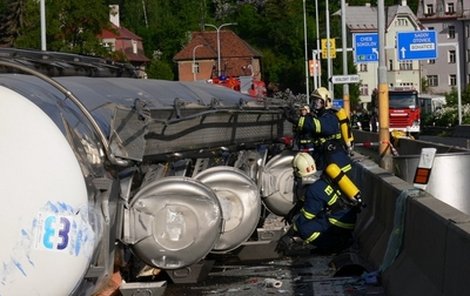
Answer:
(40, 0, 46, 51)
(377, 0, 392, 171)
(341, 0, 350, 116)
(303, 0, 310, 104)
(326, 0, 333, 96)
(315, 0, 321, 88)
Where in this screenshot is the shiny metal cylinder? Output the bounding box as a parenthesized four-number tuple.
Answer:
(394, 151, 470, 215)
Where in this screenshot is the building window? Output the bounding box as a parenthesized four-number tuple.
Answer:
(448, 50, 456, 63)
(426, 4, 434, 15)
(467, 50, 470, 63)
(359, 64, 368, 72)
(132, 40, 138, 54)
(193, 62, 200, 74)
(389, 59, 393, 71)
(446, 2, 455, 14)
(428, 59, 436, 64)
(360, 84, 369, 96)
(466, 24, 470, 38)
(449, 74, 457, 86)
(395, 18, 408, 26)
(428, 26, 434, 31)
(448, 25, 455, 39)
(399, 61, 413, 70)
(427, 75, 438, 87)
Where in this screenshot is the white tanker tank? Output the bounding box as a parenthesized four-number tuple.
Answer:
(0, 51, 295, 295)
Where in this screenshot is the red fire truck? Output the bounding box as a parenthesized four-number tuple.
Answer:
(372, 87, 421, 137)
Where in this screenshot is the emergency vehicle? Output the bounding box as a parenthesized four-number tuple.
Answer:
(372, 87, 421, 137)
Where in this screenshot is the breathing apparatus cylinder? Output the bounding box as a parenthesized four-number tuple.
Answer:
(325, 163, 362, 205)
(336, 108, 354, 148)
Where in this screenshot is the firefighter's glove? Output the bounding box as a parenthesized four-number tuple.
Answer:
(276, 227, 298, 254)
(283, 203, 302, 225)
(283, 106, 299, 124)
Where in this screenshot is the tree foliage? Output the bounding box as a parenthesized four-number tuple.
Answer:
(0, 0, 416, 104)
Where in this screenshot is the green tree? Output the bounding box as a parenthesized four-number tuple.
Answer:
(147, 57, 174, 80)
(0, 0, 26, 46)
(12, 0, 110, 55)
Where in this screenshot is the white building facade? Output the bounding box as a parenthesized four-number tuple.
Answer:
(338, 1, 423, 106)
(417, 0, 470, 95)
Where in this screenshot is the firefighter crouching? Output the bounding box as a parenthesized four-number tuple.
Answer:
(277, 152, 361, 255)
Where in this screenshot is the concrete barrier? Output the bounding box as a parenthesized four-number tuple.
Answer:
(353, 155, 470, 295)
(452, 124, 470, 138)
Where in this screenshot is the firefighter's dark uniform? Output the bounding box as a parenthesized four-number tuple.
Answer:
(295, 114, 315, 152)
(292, 175, 356, 252)
(297, 109, 352, 174)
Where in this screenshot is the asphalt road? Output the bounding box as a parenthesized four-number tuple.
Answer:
(158, 215, 385, 296)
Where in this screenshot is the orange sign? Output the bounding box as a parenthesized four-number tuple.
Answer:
(309, 60, 321, 77)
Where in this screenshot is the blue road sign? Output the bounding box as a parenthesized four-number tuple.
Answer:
(397, 30, 437, 61)
(353, 33, 379, 63)
(332, 99, 344, 109)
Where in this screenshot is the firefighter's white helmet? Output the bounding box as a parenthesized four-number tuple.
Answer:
(300, 105, 310, 113)
(293, 152, 317, 177)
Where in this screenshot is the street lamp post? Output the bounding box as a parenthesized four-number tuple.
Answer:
(204, 22, 237, 77)
(40, 0, 46, 51)
(303, 0, 310, 104)
(192, 44, 204, 81)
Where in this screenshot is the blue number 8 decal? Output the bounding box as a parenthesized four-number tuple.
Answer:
(43, 216, 71, 250)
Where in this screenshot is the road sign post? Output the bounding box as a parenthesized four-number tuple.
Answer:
(330, 75, 360, 84)
(353, 33, 379, 63)
(396, 30, 437, 61)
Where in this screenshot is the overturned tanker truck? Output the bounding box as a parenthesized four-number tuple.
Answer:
(0, 49, 299, 295)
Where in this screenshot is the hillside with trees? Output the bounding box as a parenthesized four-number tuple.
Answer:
(0, 1, 410, 94)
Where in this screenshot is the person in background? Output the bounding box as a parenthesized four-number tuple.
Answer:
(370, 107, 378, 133)
(295, 105, 315, 153)
(359, 108, 371, 132)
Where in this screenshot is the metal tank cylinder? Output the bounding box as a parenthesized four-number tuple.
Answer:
(194, 166, 262, 253)
(258, 151, 296, 216)
(394, 151, 470, 215)
(129, 176, 223, 269)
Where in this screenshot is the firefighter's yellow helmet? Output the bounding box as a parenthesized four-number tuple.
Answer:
(312, 87, 331, 101)
(311, 87, 332, 109)
(292, 152, 317, 177)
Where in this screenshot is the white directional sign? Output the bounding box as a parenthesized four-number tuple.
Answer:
(397, 30, 437, 61)
(330, 75, 360, 84)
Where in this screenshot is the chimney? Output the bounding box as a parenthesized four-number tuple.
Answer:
(109, 5, 120, 27)
(401, 0, 407, 6)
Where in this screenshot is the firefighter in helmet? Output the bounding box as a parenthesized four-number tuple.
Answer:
(277, 152, 358, 255)
(296, 87, 352, 174)
(295, 105, 315, 152)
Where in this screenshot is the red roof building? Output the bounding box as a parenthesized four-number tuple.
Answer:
(173, 30, 263, 82)
(98, 5, 149, 70)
